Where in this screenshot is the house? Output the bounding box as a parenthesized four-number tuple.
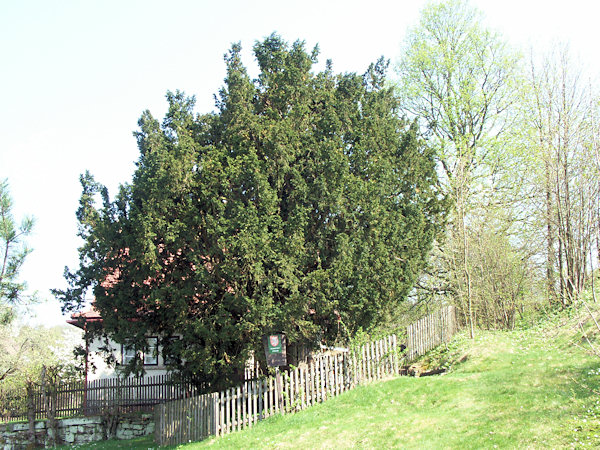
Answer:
(67, 305, 264, 382)
(67, 305, 172, 381)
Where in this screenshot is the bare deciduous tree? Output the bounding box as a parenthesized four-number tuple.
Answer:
(526, 46, 600, 306)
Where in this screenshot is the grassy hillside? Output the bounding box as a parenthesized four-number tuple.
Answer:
(65, 304, 600, 449)
(184, 306, 600, 449)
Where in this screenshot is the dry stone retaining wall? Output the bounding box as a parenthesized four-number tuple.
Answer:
(0, 414, 154, 449)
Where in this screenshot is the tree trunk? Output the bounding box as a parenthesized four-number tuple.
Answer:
(456, 165, 474, 339)
(26, 381, 36, 446)
(41, 366, 60, 446)
(545, 157, 556, 304)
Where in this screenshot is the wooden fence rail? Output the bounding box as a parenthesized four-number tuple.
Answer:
(155, 306, 457, 446)
(0, 374, 199, 423)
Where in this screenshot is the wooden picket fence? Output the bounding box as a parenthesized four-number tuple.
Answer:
(155, 305, 457, 446)
(406, 305, 457, 360)
(83, 374, 199, 415)
(155, 336, 398, 446)
(0, 374, 199, 423)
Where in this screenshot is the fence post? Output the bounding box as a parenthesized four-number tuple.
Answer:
(247, 381, 252, 426)
(275, 370, 284, 414)
(241, 382, 247, 429)
(236, 386, 241, 430)
(154, 403, 161, 446)
(26, 381, 36, 446)
(213, 392, 219, 436)
(312, 363, 316, 404)
(219, 391, 224, 436)
(392, 334, 399, 374)
(342, 352, 347, 391)
(376, 339, 382, 379)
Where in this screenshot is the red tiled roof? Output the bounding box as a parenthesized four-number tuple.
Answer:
(67, 246, 235, 329)
(67, 304, 103, 329)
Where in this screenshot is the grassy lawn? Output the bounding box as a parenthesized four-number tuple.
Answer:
(184, 311, 600, 449)
(56, 435, 158, 449)
(67, 307, 600, 449)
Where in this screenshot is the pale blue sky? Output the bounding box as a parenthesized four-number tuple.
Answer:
(1, 0, 598, 327)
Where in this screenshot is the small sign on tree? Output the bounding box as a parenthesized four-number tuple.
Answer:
(262, 334, 287, 367)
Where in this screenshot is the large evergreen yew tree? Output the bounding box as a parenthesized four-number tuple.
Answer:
(56, 35, 446, 390)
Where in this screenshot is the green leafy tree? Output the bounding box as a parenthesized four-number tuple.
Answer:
(395, 0, 523, 335)
(0, 325, 81, 386)
(0, 324, 82, 429)
(56, 35, 446, 390)
(0, 179, 34, 323)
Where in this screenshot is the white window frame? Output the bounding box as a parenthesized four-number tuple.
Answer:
(122, 345, 137, 365)
(144, 337, 158, 366)
(121, 337, 159, 366)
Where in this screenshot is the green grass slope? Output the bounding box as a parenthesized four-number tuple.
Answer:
(66, 306, 600, 449)
(188, 312, 600, 449)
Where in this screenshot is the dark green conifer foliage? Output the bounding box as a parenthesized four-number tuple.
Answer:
(55, 35, 446, 390)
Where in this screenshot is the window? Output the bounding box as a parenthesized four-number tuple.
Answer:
(144, 337, 158, 365)
(121, 337, 159, 366)
(122, 345, 137, 365)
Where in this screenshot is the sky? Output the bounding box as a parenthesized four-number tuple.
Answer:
(1, 0, 599, 328)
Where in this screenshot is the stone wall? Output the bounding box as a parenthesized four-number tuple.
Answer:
(0, 413, 154, 449)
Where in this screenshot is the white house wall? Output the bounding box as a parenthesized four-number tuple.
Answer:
(87, 337, 170, 381)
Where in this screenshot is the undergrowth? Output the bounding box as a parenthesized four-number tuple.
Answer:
(406, 332, 471, 374)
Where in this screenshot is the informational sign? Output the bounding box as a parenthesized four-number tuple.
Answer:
(262, 333, 287, 367)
